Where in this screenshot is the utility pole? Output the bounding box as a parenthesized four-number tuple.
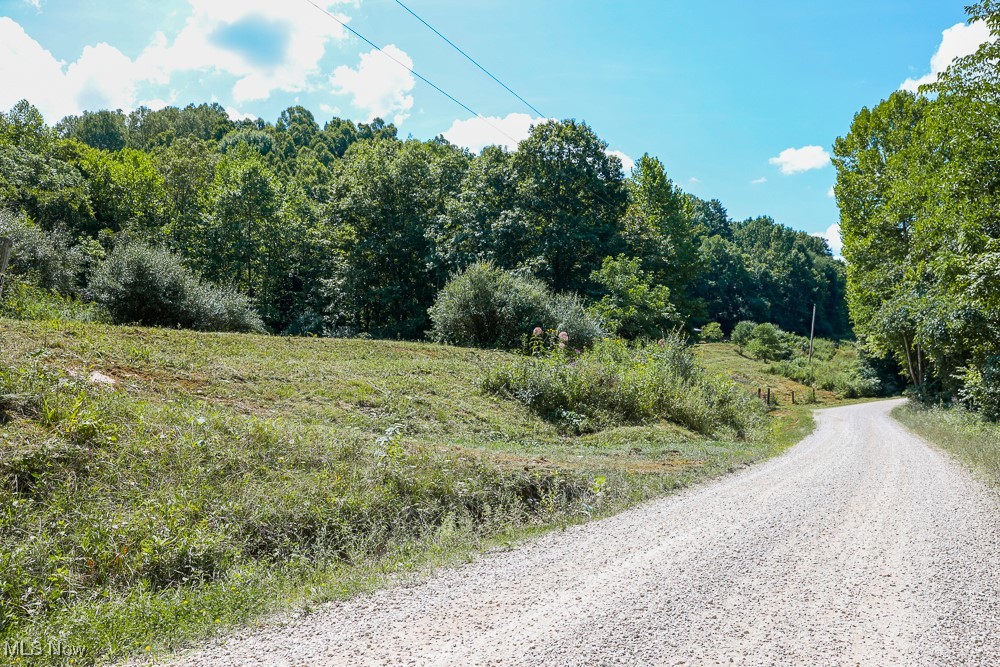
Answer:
(0, 237, 11, 300)
(808, 304, 817, 388)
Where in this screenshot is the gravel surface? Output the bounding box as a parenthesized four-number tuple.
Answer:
(160, 399, 1000, 666)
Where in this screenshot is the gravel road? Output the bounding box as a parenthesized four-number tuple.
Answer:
(164, 399, 1000, 666)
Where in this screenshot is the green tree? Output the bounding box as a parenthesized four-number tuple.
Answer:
(590, 255, 678, 340)
(512, 120, 627, 293)
(325, 139, 443, 338)
(205, 146, 280, 299)
(622, 154, 704, 320)
(747, 323, 785, 362)
(731, 320, 756, 354)
(700, 322, 724, 342)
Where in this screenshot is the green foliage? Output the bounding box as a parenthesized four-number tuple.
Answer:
(0, 320, 791, 664)
(589, 255, 678, 339)
(746, 323, 785, 362)
(700, 322, 724, 342)
(483, 336, 768, 439)
(622, 155, 703, 317)
(428, 263, 550, 348)
(0, 211, 86, 294)
(325, 139, 446, 339)
(90, 242, 264, 332)
(0, 280, 106, 323)
(0, 98, 854, 346)
(512, 119, 627, 292)
(730, 320, 756, 352)
(429, 262, 604, 349)
(834, 1, 1000, 412)
(957, 358, 1000, 421)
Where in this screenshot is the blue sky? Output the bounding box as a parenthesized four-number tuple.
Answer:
(0, 0, 988, 249)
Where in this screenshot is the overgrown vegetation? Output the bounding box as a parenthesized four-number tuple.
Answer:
(894, 403, 1000, 487)
(717, 319, 892, 399)
(90, 241, 264, 332)
(0, 319, 810, 665)
(483, 335, 768, 439)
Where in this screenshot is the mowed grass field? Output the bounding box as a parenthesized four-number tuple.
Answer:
(1, 320, 856, 665)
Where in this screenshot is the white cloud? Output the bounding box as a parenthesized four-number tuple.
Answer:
(138, 0, 351, 104)
(608, 149, 635, 174)
(827, 186, 835, 198)
(688, 177, 702, 185)
(751, 177, 767, 185)
(813, 223, 842, 257)
(900, 21, 995, 92)
(442, 112, 544, 152)
(0, 1, 353, 121)
(24, 0, 41, 9)
(330, 45, 415, 124)
(225, 106, 257, 121)
(769, 145, 831, 175)
(0, 18, 141, 119)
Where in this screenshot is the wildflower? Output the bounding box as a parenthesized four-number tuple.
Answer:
(559, 331, 569, 342)
(532, 327, 543, 336)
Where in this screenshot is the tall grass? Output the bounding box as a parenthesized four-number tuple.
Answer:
(482, 336, 768, 441)
(0, 358, 625, 663)
(893, 402, 1000, 487)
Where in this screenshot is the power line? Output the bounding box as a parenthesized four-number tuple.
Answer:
(300, 0, 518, 143)
(392, 0, 545, 119)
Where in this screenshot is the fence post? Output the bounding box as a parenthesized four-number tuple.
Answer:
(791, 390, 795, 405)
(0, 237, 12, 300)
(766, 387, 771, 405)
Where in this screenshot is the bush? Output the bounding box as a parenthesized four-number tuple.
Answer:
(0, 212, 85, 295)
(731, 320, 756, 352)
(90, 242, 264, 333)
(958, 358, 1000, 421)
(483, 335, 768, 440)
(428, 263, 604, 349)
(546, 291, 605, 350)
(747, 323, 787, 361)
(768, 343, 884, 398)
(700, 322, 724, 342)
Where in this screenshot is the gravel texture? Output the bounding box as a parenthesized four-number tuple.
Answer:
(160, 399, 1000, 666)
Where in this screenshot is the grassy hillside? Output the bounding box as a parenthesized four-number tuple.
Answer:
(0, 319, 823, 665)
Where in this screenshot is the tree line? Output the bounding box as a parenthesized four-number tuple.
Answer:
(834, 0, 1000, 417)
(0, 97, 850, 340)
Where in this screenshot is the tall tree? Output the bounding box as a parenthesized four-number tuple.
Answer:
(512, 120, 627, 293)
(622, 154, 704, 321)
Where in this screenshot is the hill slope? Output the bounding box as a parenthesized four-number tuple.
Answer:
(0, 321, 838, 664)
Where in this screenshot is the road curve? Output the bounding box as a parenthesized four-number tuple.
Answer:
(168, 399, 1000, 666)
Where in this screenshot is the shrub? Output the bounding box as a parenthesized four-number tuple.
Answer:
(0, 211, 85, 294)
(747, 323, 786, 361)
(428, 263, 604, 349)
(700, 322, 724, 342)
(958, 358, 1000, 421)
(90, 242, 264, 332)
(483, 335, 767, 440)
(589, 255, 678, 340)
(546, 291, 605, 349)
(731, 320, 756, 352)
